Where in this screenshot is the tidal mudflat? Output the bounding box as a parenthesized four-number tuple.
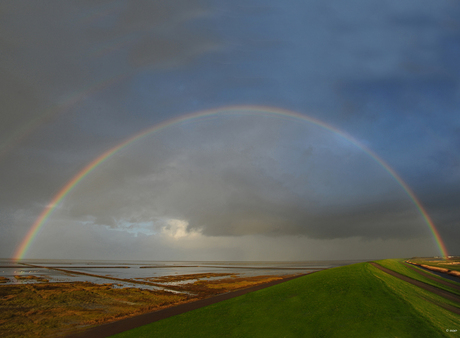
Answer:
(0, 259, 356, 337)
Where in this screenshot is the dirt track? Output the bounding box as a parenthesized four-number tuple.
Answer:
(66, 273, 308, 338)
(370, 262, 460, 315)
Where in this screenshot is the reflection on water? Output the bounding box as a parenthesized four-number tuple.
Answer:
(0, 258, 364, 291)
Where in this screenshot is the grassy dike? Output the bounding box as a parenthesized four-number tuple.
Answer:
(111, 261, 459, 338)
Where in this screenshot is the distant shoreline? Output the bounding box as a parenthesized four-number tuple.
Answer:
(139, 265, 325, 270)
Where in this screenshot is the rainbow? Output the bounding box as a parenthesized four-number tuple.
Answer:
(13, 105, 449, 260)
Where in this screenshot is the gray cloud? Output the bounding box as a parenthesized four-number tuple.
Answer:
(0, 68, 49, 157)
(128, 34, 218, 68)
(89, 0, 219, 69)
(0, 0, 217, 158)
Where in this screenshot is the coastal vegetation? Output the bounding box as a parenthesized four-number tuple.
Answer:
(14, 275, 49, 283)
(0, 282, 188, 337)
(0, 273, 286, 337)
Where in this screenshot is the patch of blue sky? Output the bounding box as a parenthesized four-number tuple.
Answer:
(107, 220, 157, 237)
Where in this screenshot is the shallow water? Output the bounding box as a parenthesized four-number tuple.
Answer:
(415, 265, 460, 284)
(0, 258, 364, 290)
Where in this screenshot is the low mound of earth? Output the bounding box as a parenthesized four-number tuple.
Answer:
(138, 273, 235, 283)
(14, 275, 49, 283)
(149, 274, 290, 297)
(0, 273, 295, 338)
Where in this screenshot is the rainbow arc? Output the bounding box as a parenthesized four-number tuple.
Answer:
(14, 106, 448, 260)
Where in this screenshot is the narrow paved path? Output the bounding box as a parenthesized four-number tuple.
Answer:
(66, 273, 309, 338)
(370, 262, 460, 315)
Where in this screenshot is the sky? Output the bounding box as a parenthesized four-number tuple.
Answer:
(1, 0, 459, 261)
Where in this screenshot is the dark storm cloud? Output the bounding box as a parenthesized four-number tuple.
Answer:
(174, 176, 423, 240)
(418, 187, 460, 251)
(337, 75, 460, 190)
(0, 68, 49, 156)
(0, 0, 216, 155)
(89, 0, 219, 69)
(0, 0, 215, 176)
(128, 34, 217, 68)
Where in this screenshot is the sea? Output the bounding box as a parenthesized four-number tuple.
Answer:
(0, 258, 365, 293)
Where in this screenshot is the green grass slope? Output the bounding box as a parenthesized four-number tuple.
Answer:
(111, 262, 459, 338)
